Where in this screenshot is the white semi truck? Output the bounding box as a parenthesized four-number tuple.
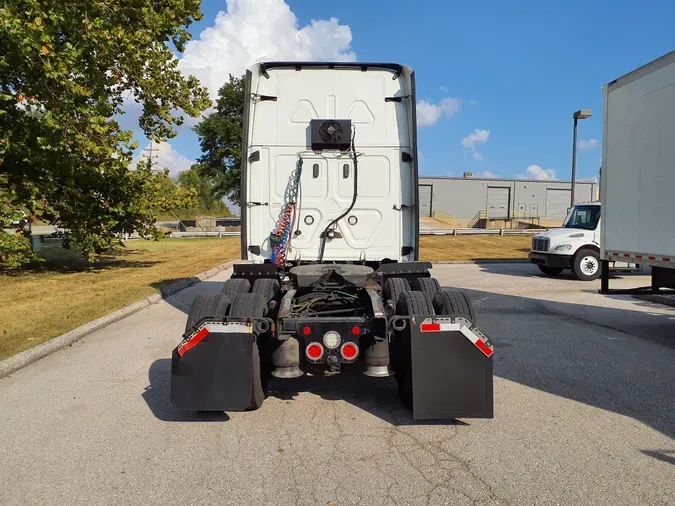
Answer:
(170, 62, 494, 420)
(599, 50, 675, 293)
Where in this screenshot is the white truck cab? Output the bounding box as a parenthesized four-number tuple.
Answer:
(529, 203, 605, 280)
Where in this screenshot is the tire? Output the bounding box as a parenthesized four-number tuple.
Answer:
(251, 278, 280, 304)
(432, 290, 476, 325)
(410, 277, 441, 305)
(185, 293, 231, 333)
(383, 277, 410, 308)
(394, 291, 435, 410)
(221, 278, 251, 298)
(538, 265, 564, 276)
(229, 293, 268, 410)
(572, 248, 601, 281)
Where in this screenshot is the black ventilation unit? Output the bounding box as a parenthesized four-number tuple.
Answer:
(310, 119, 352, 151)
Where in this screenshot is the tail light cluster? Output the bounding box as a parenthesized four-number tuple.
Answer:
(303, 328, 359, 362)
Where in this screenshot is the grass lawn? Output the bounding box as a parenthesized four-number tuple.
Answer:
(0, 234, 531, 360)
(419, 235, 532, 262)
(0, 238, 239, 360)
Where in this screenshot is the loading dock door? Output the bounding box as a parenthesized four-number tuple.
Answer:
(487, 187, 510, 218)
(419, 184, 433, 217)
(545, 189, 571, 221)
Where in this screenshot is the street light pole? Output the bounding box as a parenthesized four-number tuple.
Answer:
(571, 109, 592, 208)
(571, 116, 578, 208)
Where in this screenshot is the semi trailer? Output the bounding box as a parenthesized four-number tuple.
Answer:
(599, 50, 675, 293)
(170, 62, 494, 420)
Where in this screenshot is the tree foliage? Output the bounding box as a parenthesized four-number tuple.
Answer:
(193, 74, 245, 204)
(178, 167, 231, 216)
(0, 0, 211, 265)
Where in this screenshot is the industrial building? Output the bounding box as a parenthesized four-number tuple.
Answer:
(418, 174, 598, 228)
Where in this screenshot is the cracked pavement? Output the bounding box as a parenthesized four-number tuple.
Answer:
(1, 263, 674, 505)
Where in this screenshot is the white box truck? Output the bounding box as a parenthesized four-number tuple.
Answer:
(170, 62, 494, 420)
(600, 50, 675, 293)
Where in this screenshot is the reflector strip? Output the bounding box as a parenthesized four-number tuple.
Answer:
(473, 338, 494, 358)
(419, 319, 493, 358)
(177, 327, 209, 357)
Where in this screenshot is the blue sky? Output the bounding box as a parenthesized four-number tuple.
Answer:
(129, 0, 675, 183)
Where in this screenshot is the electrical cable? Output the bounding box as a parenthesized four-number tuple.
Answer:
(269, 156, 303, 266)
(317, 130, 358, 262)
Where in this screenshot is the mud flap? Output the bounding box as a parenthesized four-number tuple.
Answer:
(170, 322, 255, 411)
(411, 317, 493, 420)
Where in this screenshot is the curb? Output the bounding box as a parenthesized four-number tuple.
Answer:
(0, 260, 237, 379)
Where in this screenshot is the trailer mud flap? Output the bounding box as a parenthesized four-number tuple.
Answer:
(411, 317, 493, 420)
(170, 322, 255, 411)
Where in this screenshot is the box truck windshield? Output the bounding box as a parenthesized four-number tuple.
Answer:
(563, 205, 601, 231)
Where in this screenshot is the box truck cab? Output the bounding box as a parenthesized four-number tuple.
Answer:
(529, 203, 604, 280)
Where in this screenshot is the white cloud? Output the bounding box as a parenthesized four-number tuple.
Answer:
(178, 0, 356, 100)
(133, 142, 195, 177)
(475, 171, 498, 178)
(578, 138, 598, 149)
(416, 97, 460, 127)
(526, 164, 556, 180)
(439, 85, 448, 93)
(461, 129, 490, 160)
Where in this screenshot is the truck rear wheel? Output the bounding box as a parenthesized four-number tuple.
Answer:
(221, 278, 251, 297)
(185, 293, 231, 333)
(394, 291, 434, 410)
(229, 293, 268, 410)
(572, 249, 601, 281)
(411, 277, 441, 304)
(383, 277, 410, 308)
(538, 265, 564, 276)
(251, 278, 280, 304)
(433, 290, 476, 325)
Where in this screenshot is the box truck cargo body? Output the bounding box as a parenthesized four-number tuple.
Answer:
(600, 50, 675, 291)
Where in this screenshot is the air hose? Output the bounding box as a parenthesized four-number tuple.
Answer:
(270, 156, 303, 266)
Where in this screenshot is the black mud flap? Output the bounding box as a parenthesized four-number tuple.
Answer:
(170, 322, 255, 411)
(410, 316, 493, 420)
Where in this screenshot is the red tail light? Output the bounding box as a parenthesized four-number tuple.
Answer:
(351, 326, 360, 336)
(306, 343, 324, 360)
(302, 326, 311, 336)
(340, 342, 358, 360)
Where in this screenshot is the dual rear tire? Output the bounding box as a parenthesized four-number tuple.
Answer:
(185, 287, 270, 411)
(389, 277, 476, 411)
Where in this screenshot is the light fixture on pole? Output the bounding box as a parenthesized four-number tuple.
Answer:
(571, 109, 592, 207)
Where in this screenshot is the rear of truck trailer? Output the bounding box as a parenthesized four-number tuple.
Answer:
(600, 50, 675, 291)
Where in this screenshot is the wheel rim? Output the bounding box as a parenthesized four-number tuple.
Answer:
(580, 256, 598, 276)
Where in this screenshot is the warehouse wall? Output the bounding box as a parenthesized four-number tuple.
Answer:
(418, 176, 597, 227)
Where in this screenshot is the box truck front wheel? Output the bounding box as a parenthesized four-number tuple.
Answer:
(572, 249, 601, 281)
(538, 265, 564, 277)
(229, 293, 268, 410)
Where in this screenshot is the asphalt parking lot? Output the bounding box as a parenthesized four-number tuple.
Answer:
(1, 263, 673, 506)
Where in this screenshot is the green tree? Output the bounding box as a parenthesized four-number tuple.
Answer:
(178, 167, 231, 215)
(0, 0, 210, 265)
(193, 74, 245, 204)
